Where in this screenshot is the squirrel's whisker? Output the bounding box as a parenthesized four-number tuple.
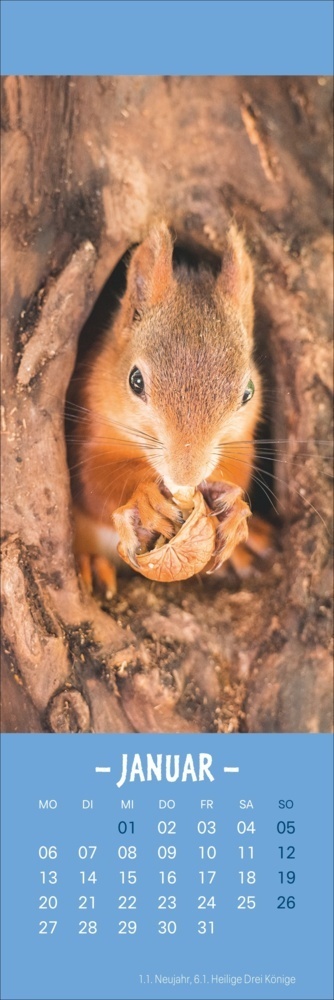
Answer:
(65, 398, 164, 447)
(218, 453, 329, 531)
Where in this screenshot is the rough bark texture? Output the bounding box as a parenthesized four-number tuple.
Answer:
(1, 75, 332, 734)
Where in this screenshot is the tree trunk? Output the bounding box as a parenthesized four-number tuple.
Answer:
(1, 75, 332, 733)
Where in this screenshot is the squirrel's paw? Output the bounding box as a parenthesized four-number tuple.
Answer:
(77, 553, 117, 600)
(112, 482, 183, 567)
(202, 483, 251, 574)
(229, 515, 276, 578)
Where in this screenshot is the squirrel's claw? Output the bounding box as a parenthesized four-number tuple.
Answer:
(113, 482, 183, 569)
(206, 493, 251, 573)
(112, 506, 141, 565)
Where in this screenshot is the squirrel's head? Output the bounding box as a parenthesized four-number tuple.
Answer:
(99, 223, 261, 492)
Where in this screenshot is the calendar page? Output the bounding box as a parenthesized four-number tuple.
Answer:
(1, 4, 333, 1000)
(1, 735, 333, 1000)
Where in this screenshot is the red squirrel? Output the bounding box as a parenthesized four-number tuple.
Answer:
(67, 223, 271, 596)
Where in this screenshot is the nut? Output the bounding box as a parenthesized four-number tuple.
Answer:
(118, 490, 217, 582)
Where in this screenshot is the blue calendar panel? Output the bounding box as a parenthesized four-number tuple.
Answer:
(1, 734, 333, 1000)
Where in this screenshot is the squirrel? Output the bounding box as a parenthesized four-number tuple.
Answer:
(67, 222, 272, 596)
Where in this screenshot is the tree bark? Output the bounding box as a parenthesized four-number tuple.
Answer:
(1, 76, 332, 733)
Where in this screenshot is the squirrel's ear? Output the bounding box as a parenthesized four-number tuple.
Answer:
(127, 223, 174, 311)
(215, 226, 254, 337)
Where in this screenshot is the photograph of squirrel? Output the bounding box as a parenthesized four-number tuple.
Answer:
(67, 222, 273, 596)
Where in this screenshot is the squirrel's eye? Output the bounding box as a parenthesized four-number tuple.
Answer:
(129, 367, 145, 396)
(242, 379, 255, 405)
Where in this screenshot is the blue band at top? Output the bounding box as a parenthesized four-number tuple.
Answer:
(1, 0, 333, 76)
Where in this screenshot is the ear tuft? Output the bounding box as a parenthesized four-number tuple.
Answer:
(216, 225, 254, 337)
(127, 223, 174, 311)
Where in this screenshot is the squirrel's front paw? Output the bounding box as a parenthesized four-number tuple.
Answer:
(112, 483, 183, 567)
(201, 482, 251, 574)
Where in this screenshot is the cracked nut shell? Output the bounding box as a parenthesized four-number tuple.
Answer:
(118, 490, 217, 582)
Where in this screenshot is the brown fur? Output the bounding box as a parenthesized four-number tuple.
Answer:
(67, 223, 261, 562)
